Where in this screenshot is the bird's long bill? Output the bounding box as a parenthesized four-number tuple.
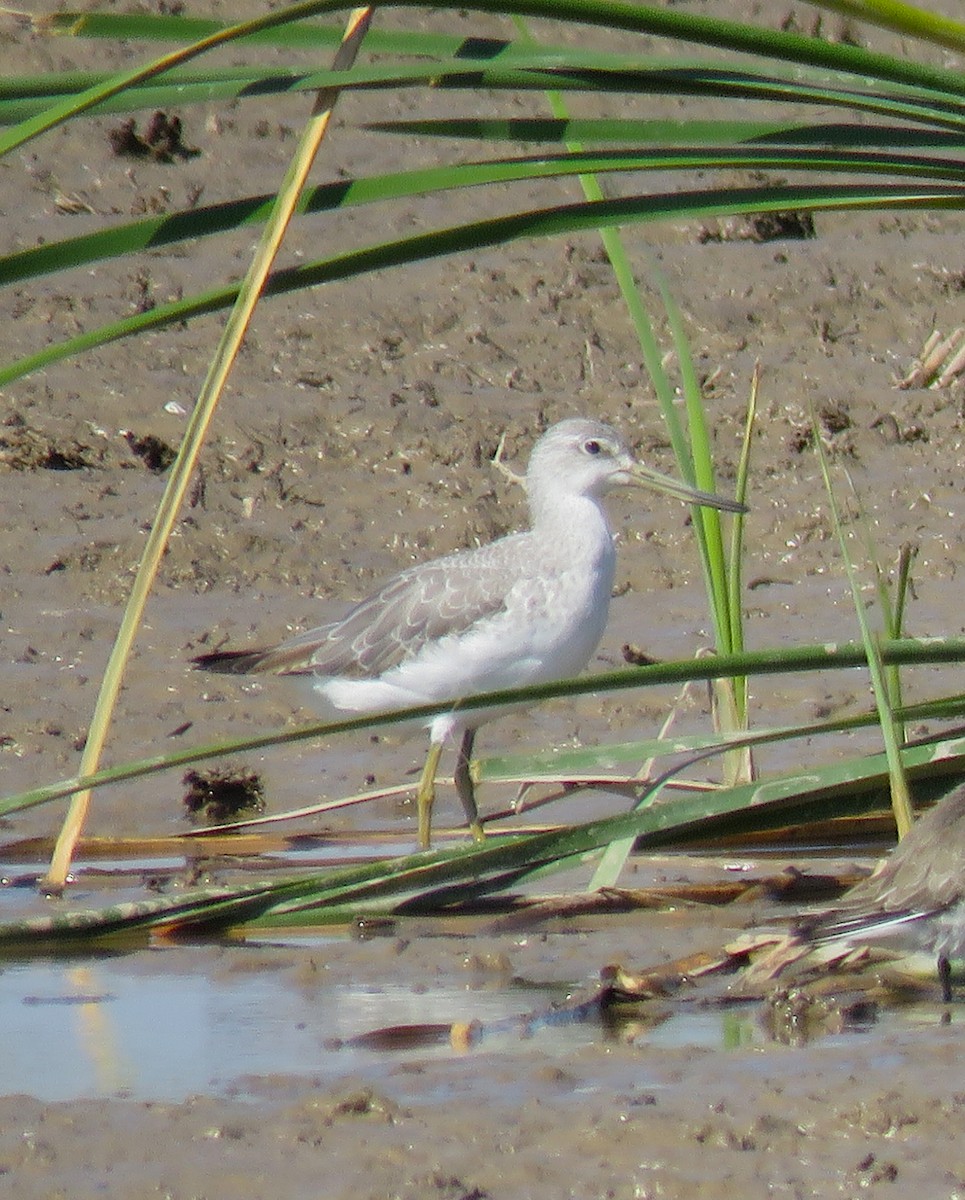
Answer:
(626, 462, 747, 513)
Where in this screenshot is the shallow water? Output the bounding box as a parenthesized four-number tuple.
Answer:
(1, 950, 576, 1103)
(0, 941, 923, 1105)
(0, 855, 950, 1110)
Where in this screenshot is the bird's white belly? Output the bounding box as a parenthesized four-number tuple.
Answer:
(316, 544, 615, 734)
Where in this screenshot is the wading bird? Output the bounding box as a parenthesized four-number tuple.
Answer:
(194, 418, 744, 848)
(797, 782, 965, 1002)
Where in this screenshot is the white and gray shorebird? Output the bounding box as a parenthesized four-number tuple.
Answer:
(795, 782, 965, 1001)
(194, 418, 744, 848)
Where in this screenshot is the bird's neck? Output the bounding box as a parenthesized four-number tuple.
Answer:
(529, 489, 614, 558)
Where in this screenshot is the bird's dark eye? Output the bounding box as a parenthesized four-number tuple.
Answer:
(583, 439, 602, 456)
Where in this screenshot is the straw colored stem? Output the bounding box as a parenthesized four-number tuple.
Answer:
(41, 6, 374, 892)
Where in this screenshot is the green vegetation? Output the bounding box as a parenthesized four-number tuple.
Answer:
(0, 1, 963, 927)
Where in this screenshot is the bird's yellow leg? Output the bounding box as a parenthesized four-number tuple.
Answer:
(416, 740, 444, 850)
(455, 729, 486, 844)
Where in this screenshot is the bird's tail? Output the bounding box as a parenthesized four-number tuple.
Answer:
(192, 645, 315, 676)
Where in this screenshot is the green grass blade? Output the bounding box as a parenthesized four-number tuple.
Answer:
(2, 180, 960, 388)
(42, 6, 377, 892)
(808, 0, 965, 51)
(5, 637, 965, 820)
(4, 733, 965, 946)
(8, 61, 961, 130)
(54, 3, 965, 58)
(507, 15, 710, 636)
(7, 28, 963, 127)
(9, 143, 959, 293)
(811, 411, 914, 837)
(45, 1, 965, 92)
(478, 706, 965, 784)
(7, 145, 956, 282)
(39, 10, 472, 55)
(848, 489, 917, 743)
(728, 367, 758, 663)
(0, 2, 365, 158)
(464, 0, 965, 78)
(364, 118, 965, 147)
(651, 256, 736, 646)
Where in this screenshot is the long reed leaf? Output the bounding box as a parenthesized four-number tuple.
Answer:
(42, 7, 375, 889)
(811, 412, 914, 837)
(4, 730, 965, 946)
(1, 182, 959, 388)
(48, 1, 965, 91)
(5, 637, 965, 821)
(6, 145, 958, 293)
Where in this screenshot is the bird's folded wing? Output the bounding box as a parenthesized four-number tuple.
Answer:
(304, 558, 513, 677)
(197, 554, 517, 680)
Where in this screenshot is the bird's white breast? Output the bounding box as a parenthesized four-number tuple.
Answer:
(317, 492, 617, 722)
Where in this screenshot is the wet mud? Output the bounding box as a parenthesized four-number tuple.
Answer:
(0, 3, 963, 1197)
